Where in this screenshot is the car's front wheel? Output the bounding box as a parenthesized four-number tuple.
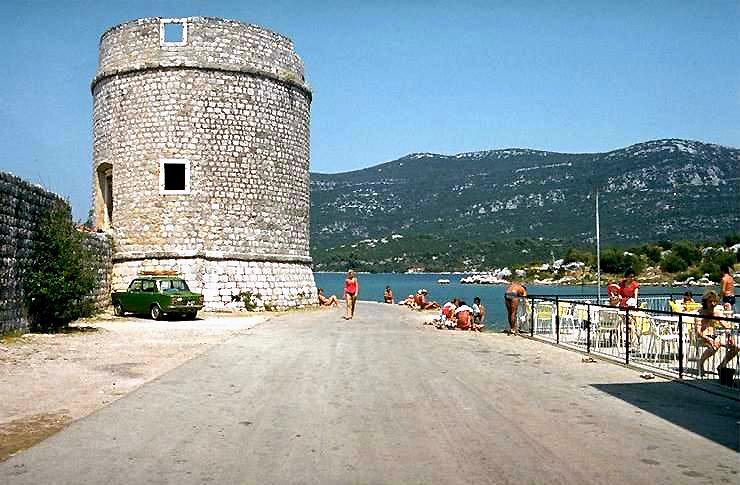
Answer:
(150, 304, 163, 321)
(113, 302, 124, 317)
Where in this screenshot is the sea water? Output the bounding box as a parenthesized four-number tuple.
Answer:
(314, 272, 705, 331)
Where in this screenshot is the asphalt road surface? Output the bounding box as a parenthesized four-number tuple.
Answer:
(1, 302, 738, 484)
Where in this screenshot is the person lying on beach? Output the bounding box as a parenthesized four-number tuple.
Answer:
(399, 294, 416, 307)
(317, 288, 339, 307)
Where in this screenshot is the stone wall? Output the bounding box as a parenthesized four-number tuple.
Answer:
(0, 171, 113, 333)
(93, 17, 317, 309)
(95, 17, 307, 89)
(93, 68, 311, 260)
(81, 232, 114, 310)
(113, 258, 315, 310)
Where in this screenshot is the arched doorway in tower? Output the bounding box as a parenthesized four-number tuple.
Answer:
(95, 163, 113, 229)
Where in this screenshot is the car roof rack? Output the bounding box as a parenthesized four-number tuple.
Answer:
(138, 269, 180, 276)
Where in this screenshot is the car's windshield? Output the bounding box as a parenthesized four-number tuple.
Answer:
(159, 279, 190, 292)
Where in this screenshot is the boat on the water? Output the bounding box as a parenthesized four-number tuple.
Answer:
(460, 273, 510, 285)
(437, 278, 451, 285)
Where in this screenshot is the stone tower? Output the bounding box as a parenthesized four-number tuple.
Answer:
(91, 17, 316, 309)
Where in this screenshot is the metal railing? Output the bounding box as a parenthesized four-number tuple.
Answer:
(526, 292, 699, 312)
(516, 295, 739, 392)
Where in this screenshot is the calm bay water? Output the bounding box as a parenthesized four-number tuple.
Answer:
(314, 272, 702, 330)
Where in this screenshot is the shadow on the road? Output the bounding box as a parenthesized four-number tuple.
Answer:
(592, 381, 740, 451)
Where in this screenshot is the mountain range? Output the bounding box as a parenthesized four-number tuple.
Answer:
(309, 139, 739, 272)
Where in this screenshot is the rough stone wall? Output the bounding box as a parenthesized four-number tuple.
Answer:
(113, 259, 315, 310)
(81, 232, 113, 310)
(93, 69, 311, 260)
(93, 17, 317, 308)
(0, 172, 113, 333)
(95, 17, 306, 87)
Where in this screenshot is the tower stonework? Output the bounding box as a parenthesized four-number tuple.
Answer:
(92, 17, 317, 309)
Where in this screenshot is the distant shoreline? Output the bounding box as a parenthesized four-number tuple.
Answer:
(314, 271, 711, 285)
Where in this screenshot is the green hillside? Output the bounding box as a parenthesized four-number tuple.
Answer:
(310, 139, 739, 272)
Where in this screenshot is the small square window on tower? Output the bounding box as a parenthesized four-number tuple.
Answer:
(160, 19, 188, 46)
(159, 159, 191, 194)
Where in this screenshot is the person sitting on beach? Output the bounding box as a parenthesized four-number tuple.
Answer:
(680, 291, 701, 312)
(437, 298, 459, 328)
(696, 290, 739, 376)
(383, 286, 394, 304)
(472, 297, 485, 324)
(416, 288, 439, 310)
(504, 282, 527, 335)
(472, 297, 486, 330)
(429, 298, 457, 328)
(400, 294, 416, 307)
(454, 301, 474, 330)
(317, 288, 339, 307)
(607, 279, 621, 306)
(413, 290, 424, 309)
(618, 270, 639, 308)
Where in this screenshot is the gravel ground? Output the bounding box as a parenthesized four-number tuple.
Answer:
(0, 311, 267, 461)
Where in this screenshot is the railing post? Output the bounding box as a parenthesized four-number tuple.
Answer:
(530, 298, 535, 337)
(586, 303, 591, 354)
(678, 313, 684, 379)
(555, 296, 560, 344)
(625, 308, 630, 365)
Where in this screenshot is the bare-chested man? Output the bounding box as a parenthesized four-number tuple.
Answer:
(720, 265, 735, 312)
(504, 281, 527, 335)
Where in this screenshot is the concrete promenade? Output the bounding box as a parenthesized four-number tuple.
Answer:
(1, 302, 738, 484)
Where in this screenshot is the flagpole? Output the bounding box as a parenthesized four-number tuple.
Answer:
(596, 188, 601, 304)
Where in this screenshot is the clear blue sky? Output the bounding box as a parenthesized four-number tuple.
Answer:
(1, 0, 738, 220)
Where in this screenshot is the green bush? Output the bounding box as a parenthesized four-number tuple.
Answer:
(699, 251, 736, 282)
(563, 247, 594, 265)
(234, 291, 258, 311)
(635, 244, 662, 264)
(600, 248, 625, 274)
(660, 253, 688, 273)
(725, 233, 740, 247)
(671, 241, 702, 266)
(599, 248, 644, 274)
(24, 202, 95, 332)
(675, 268, 703, 281)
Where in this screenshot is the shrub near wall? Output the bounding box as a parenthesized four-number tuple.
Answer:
(0, 171, 113, 334)
(0, 172, 61, 333)
(24, 202, 96, 332)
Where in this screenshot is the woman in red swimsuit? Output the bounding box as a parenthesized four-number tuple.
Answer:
(618, 270, 639, 308)
(344, 270, 359, 320)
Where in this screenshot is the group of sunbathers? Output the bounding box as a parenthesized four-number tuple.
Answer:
(425, 297, 486, 331)
(398, 288, 441, 310)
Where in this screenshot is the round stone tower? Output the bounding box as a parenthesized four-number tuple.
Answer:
(91, 17, 316, 309)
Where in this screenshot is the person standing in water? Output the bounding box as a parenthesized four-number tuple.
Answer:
(504, 281, 527, 335)
(344, 270, 359, 320)
(383, 286, 394, 304)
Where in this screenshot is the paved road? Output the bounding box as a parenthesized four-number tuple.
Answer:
(1, 303, 738, 484)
